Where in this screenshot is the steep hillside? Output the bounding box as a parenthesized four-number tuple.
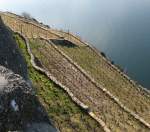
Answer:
(27, 38, 150, 131)
(52, 39, 150, 122)
(0, 12, 150, 132)
(0, 17, 58, 131)
(14, 33, 104, 132)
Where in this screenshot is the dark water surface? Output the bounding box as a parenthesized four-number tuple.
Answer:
(1, 0, 150, 89)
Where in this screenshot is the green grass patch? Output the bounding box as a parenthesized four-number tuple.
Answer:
(14, 34, 103, 132)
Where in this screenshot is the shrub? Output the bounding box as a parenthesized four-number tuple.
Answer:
(101, 52, 106, 57)
(22, 12, 32, 19)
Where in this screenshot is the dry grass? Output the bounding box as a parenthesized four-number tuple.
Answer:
(53, 41, 150, 124)
(28, 38, 149, 132)
(15, 34, 103, 132)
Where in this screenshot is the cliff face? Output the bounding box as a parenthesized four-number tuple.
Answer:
(0, 66, 57, 131)
(0, 17, 57, 131)
(0, 17, 28, 80)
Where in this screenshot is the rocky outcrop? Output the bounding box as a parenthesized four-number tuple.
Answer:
(0, 66, 57, 131)
(0, 17, 58, 131)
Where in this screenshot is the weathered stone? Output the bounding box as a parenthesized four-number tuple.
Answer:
(0, 17, 58, 131)
(0, 66, 57, 131)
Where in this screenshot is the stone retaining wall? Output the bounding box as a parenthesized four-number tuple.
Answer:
(18, 33, 111, 132)
(48, 39, 150, 129)
(27, 36, 149, 131)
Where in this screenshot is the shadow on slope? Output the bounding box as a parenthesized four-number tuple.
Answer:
(0, 16, 28, 80)
(51, 39, 77, 48)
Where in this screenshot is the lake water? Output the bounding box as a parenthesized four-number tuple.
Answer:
(0, 0, 150, 89)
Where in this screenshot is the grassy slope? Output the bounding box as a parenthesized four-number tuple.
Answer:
(54, 44, 150, 123)
(28, 38, 150, 132)
(14, 34, 103, 132)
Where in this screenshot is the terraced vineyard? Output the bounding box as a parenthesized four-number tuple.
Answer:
(0, 12, 150, 132)
(15, 34, 103, 132)
(52, 39, 150, 123)
(27, 38, 148, 131)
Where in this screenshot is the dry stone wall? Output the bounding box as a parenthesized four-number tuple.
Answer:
(0, 12, 85, 46)
(49, 20, 150, 97)
(21, 34, 110, 132)
(28, 38, 150, 131)
(51, 39, 150, 124)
